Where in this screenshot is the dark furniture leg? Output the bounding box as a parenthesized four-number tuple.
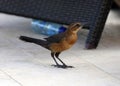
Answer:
(86, 26, 104, 49)
(86, 0, 113, 49)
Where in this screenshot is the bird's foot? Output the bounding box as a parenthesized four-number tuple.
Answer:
(52, 64, 74, 69)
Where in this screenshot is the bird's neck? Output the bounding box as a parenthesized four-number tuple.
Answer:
(65, 30, 78, 45)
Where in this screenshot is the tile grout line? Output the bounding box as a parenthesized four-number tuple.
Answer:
(84, 59, 120, 81)
(0, 69, 23, 86)
(70, 51, 120, 81)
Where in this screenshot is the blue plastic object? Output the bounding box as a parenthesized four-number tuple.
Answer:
(31, 20, 67, 36)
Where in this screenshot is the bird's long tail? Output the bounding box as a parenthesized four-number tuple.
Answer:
(19, 36, 50, 50)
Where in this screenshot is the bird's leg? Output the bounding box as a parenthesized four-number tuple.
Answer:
(51, 52, 66, 68)
(55, 52, 66, 66)
(51, 52, 59, 66)
(55, 52, 74, 68)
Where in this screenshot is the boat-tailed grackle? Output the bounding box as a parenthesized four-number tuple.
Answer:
(19, 22, 84, 68)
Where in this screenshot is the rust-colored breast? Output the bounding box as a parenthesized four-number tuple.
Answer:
(66, 33, 77, 45)
(50, 32, 78, 53)
(50, 40, 71, 52)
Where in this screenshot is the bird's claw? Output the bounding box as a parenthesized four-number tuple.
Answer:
(51, 64, 74, 69)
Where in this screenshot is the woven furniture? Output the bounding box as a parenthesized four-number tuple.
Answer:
(0, 0, 113, 49)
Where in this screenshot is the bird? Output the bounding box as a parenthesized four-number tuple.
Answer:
(19, 22, 84, 68)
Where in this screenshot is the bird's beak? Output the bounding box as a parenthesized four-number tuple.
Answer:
(81, 23, 85, 27)
(82, 23, 90, 29)
(80, 23, 84, 28)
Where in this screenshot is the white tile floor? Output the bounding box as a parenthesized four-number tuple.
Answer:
(0, 10, 120, 86)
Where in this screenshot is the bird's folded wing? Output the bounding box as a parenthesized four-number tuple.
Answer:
(44, 32, 66, 43)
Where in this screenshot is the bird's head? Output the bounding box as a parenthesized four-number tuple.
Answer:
(68, 22, 83, 33)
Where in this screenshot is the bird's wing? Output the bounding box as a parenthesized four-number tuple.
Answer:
(44, 32, 66, 43)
